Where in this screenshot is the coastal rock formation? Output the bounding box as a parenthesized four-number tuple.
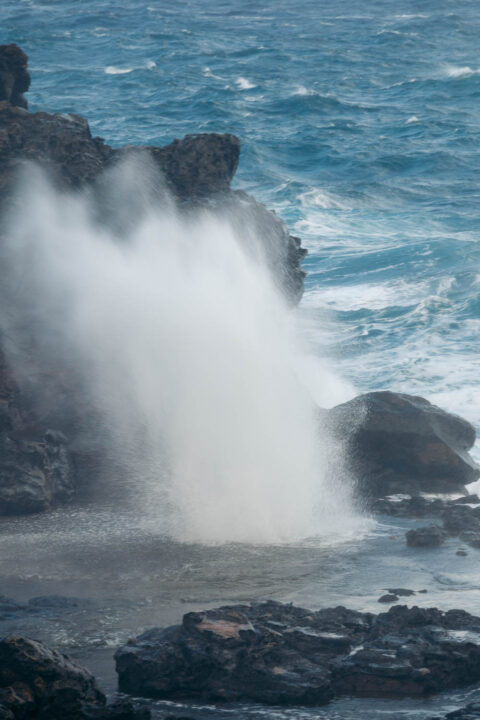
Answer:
(0, 349, 76, 514)
(115, 600, 480, 706)
(0, 635, 149, 719)
(0, 44, 306, 516)
(0, 45, 304, 303)
(406, 525, 447, 548)
(328, 391, 479, 499)
(0, 45, 30, 109)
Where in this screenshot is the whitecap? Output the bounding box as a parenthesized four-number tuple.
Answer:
(235, 77, 256, 90)
(444, 65, 480, 78)
(203, 66, 223, 80)
(406, 115, 419, 124)
(293, 85, 311, 96)
(299, 188, 350, 210)
(146, 60, 156, 70)
(303, 280, 428, 313)
(105, 66, 133, 75)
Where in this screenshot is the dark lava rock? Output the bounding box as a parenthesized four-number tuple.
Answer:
(443, 504, 480, 535)
(0, 347, 77, 515)
(0, 47, 305, 304)
(0, 705, 14, 720)
(444, 703, 480, 719)
(378, 594, 399, 603)
(0, 48, 306, 516)
(372, 494, 447, 518)
(458, 531, 480, 549)
(387, 588, 416, 597)
(406, 525, 447, 548)
(0, 425, 75, 514)
(115, 601, 480, 706)
(0, 45, 30, 109)
(328, 391, 479, 499)
(0, 635, 149, 719)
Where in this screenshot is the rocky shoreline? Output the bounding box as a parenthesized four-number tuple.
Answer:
(1, 43, 480, 720)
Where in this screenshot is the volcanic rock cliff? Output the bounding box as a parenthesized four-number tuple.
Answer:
(0, 44, 307, 514)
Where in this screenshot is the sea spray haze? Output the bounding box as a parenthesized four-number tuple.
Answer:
(0, 159, 356, 544)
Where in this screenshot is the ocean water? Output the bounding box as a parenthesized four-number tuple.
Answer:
(2, 3, 480, 718)
(4, 0, 480, 457)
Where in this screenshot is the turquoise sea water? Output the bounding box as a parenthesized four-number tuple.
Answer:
(3, 0, 480, 453)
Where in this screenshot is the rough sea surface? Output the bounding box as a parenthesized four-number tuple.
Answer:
(4, 0, 480, 455)
(2, 1, 480, 719)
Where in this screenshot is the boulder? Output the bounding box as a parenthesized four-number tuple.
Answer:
(0, 635, 149, 720)
(328, 391, 479, 499)
(115, 601, 480, 706)
(406, 525, 447, 548)
(0, 45, 30, 109)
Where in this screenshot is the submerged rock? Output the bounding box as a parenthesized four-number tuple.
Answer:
(0, 635, 149, 720)
(406, 525, 447, 548)
(328, 391, 479, 499)
(115, 600, 480, 706)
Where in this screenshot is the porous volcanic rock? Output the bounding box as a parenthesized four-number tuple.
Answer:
(328, 391, 479, 499)
(0, 635, 149, 720)
(115, 601, 480, 706)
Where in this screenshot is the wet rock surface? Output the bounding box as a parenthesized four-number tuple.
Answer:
(0, 349, 76, 515)
(406, 525, 447, 548)
(0, 46, 304, 305)
(0, 45, 30, 109)
(372, 493, 480, 551)
(0, 635, 149, 719)
(115, 600, 480, 706)
(0, 47, 307, 517)
(328, 391, 479, 499)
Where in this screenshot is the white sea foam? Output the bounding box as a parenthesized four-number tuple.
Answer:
(299, 188, 351, 210)
(444, 65, 480, 78)
(105, 66, 133, 75)
(293, 85, 311, 96)
(235, 76, 256, 90)
(1, 160, 358, 546)
(303, 279, 428, 313)
(146, 60, 156, 70)
(406, 115, 419, 124)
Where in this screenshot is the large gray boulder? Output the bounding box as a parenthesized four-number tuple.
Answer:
(328, 391, 480, 499)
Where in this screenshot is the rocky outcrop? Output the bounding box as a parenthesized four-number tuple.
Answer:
(0, 45, 30, 109)
(328, 391, 479, 499)
(0, 635, 149, 719)
(0, 45, 304, 303)
(0, 428, 75, 514)
(115, 600, 480, 706)
(434, 703, 480, 720)
(0, 348, 76, 514)
(406, 525, 447, 548)
(0, 45, 307, 516)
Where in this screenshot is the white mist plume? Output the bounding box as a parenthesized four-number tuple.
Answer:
(2, 160, 356, 544)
